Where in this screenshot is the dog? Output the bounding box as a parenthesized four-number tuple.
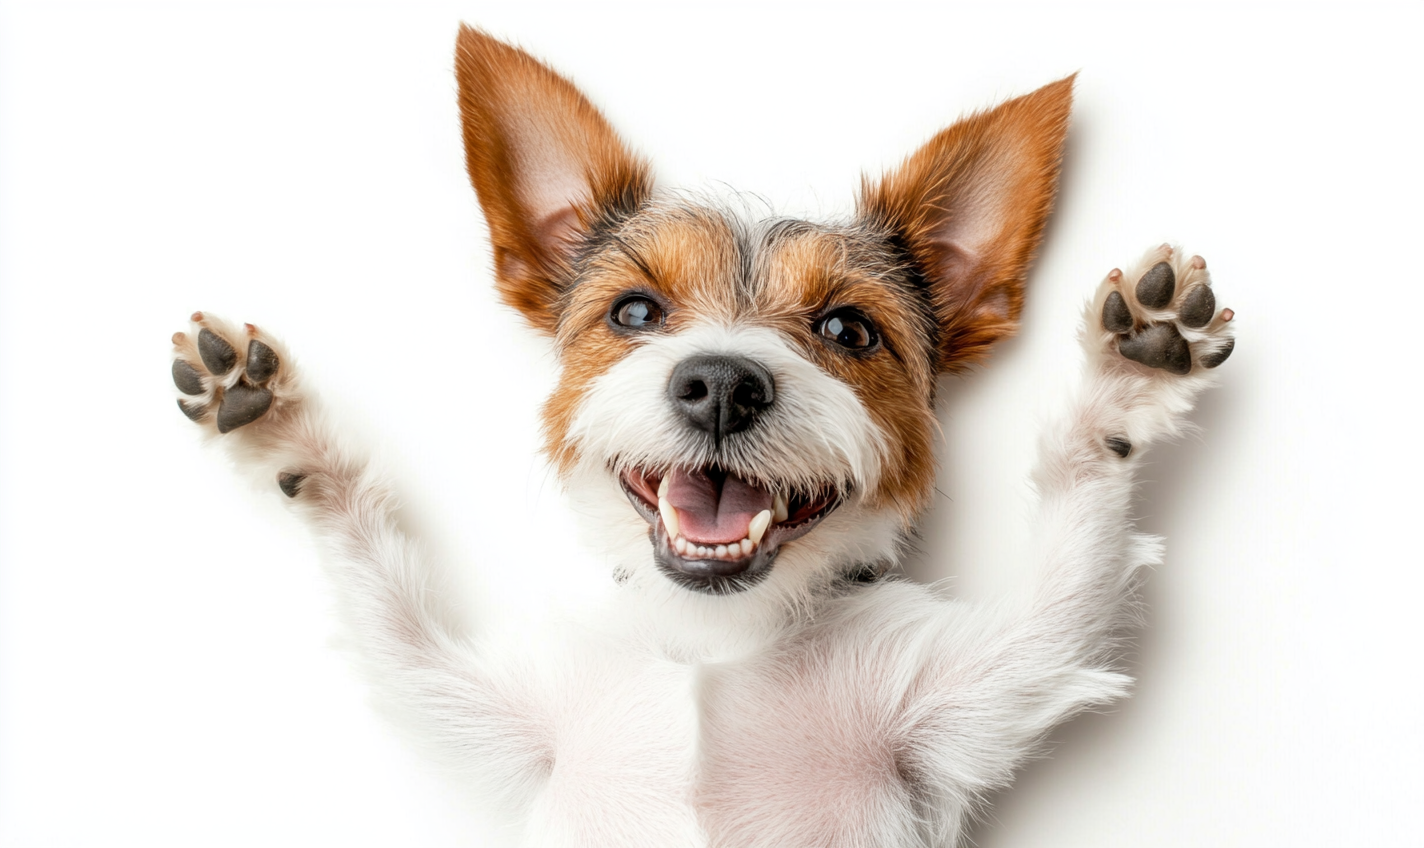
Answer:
(168, 26, 1235, 847)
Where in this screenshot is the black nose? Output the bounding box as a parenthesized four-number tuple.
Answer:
(667, 355, 775, 441)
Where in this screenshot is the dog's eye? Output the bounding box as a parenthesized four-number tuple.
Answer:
(817, 310, 878, 351)
(611, 296, 666, 330)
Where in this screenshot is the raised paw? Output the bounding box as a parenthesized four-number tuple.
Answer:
(170, 312, 292, 433)
(1093, 245, 1235, 376)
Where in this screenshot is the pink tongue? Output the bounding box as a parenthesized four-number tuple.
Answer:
(665, 469, 774, 545)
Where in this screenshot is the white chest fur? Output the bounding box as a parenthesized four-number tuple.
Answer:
(518, 585, 937, 847)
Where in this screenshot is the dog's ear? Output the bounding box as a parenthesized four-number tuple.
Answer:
(455, 26, 652, 334)
(858, 76, 1074, 371)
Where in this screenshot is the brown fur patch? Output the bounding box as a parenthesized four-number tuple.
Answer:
(454, 26, 652, 334)
(746, 224, 938, 519)
(541, 206, 746, 473)
(859, 76, 1075, 371)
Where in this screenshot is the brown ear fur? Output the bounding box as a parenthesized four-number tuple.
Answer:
(858, 76, 1075, 371)
(455, 26, 652, 333)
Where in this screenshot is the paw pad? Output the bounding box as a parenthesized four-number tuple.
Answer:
(198, 329, 238, 375)
(245, 340, 280, 384)
(170, 316, 284, 433)
(1101, 291, 1133, 333)
(1135, 261, 1176, 308)
(277, 472, 305, 498)
(216, 383, 274, 432)
(1199, 337, 1235, 369)
(1118, 323, 1192, 375)
(1098, 246, 1235, 375)
(171, 359, 206, 396)
(1178, 285, 1215, 329)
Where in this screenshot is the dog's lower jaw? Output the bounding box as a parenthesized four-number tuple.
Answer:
(650, 530, 775, 595)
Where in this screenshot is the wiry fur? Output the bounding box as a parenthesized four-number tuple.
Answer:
(168, 28, 1235, 847)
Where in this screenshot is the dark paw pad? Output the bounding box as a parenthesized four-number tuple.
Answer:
(1178, 285, 1216, 328)
(198, 329, 237, 375)
(277, 472, 306, 498)
(171, 360, 205, 395)
(1200, 337, 1235, 369)
(245, 340, 280, 384)
(1135, 262, 1176, 309)
(844, 563, 881, 584)
(1105, 436, 1132, 458)
(1102, 291, 1133, 333)
(1118, 323, 1192, 375)
(216, 383, 274, 433)
(177, 399, 207, 422)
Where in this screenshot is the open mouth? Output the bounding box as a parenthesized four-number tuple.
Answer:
(619, 466, 841, 594)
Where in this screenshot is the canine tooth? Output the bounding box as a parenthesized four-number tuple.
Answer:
(658, 498, 680, 539)
(749, 510, 772, 545)
(658, 475, 670, 499)
(740, 539, 753, 556)
(773, 493, 789, 524)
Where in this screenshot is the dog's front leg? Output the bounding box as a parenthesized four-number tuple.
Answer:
(897, 245, 1235, 813)
(170, 313, 552, 811)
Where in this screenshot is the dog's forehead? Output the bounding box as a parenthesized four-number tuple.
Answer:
(577, 200, 916, 319)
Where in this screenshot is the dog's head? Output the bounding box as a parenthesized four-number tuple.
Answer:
(455, 28, 1071, 603)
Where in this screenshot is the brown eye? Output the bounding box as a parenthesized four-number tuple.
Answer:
(817, 309, 878, 351)
(611, 296, 666, 330)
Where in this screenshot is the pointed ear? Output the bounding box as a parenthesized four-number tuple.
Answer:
(858, 76, 1074, 371)
(455, 26, 653, 334)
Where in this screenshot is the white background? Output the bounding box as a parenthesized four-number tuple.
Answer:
(2, 1, 1420, 845)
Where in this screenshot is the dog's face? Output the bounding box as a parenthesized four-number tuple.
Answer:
(455, 28, 1071, 599)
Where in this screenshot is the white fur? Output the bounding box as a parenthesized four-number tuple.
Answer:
(570, 322, 888, 498)
(173, 244, 1231, 846)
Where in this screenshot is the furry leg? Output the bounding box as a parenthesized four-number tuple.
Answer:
(170, 314, 552, 814)
(898, 246, 1234, 833)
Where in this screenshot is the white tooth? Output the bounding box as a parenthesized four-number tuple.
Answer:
(658, 475, 670, 499)
(674, 537, 687, 555)
(773, 493, 789, 524)
(740, 539, 753, 556)
(715, 545, 728, 559)
(698, 545, 710, 558)
(659, 498, 680, 539)
(749, 510, 772, 545)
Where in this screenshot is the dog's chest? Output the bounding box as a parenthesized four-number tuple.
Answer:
(691, 644, 923, 846)
(525, 625, 922, 847)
